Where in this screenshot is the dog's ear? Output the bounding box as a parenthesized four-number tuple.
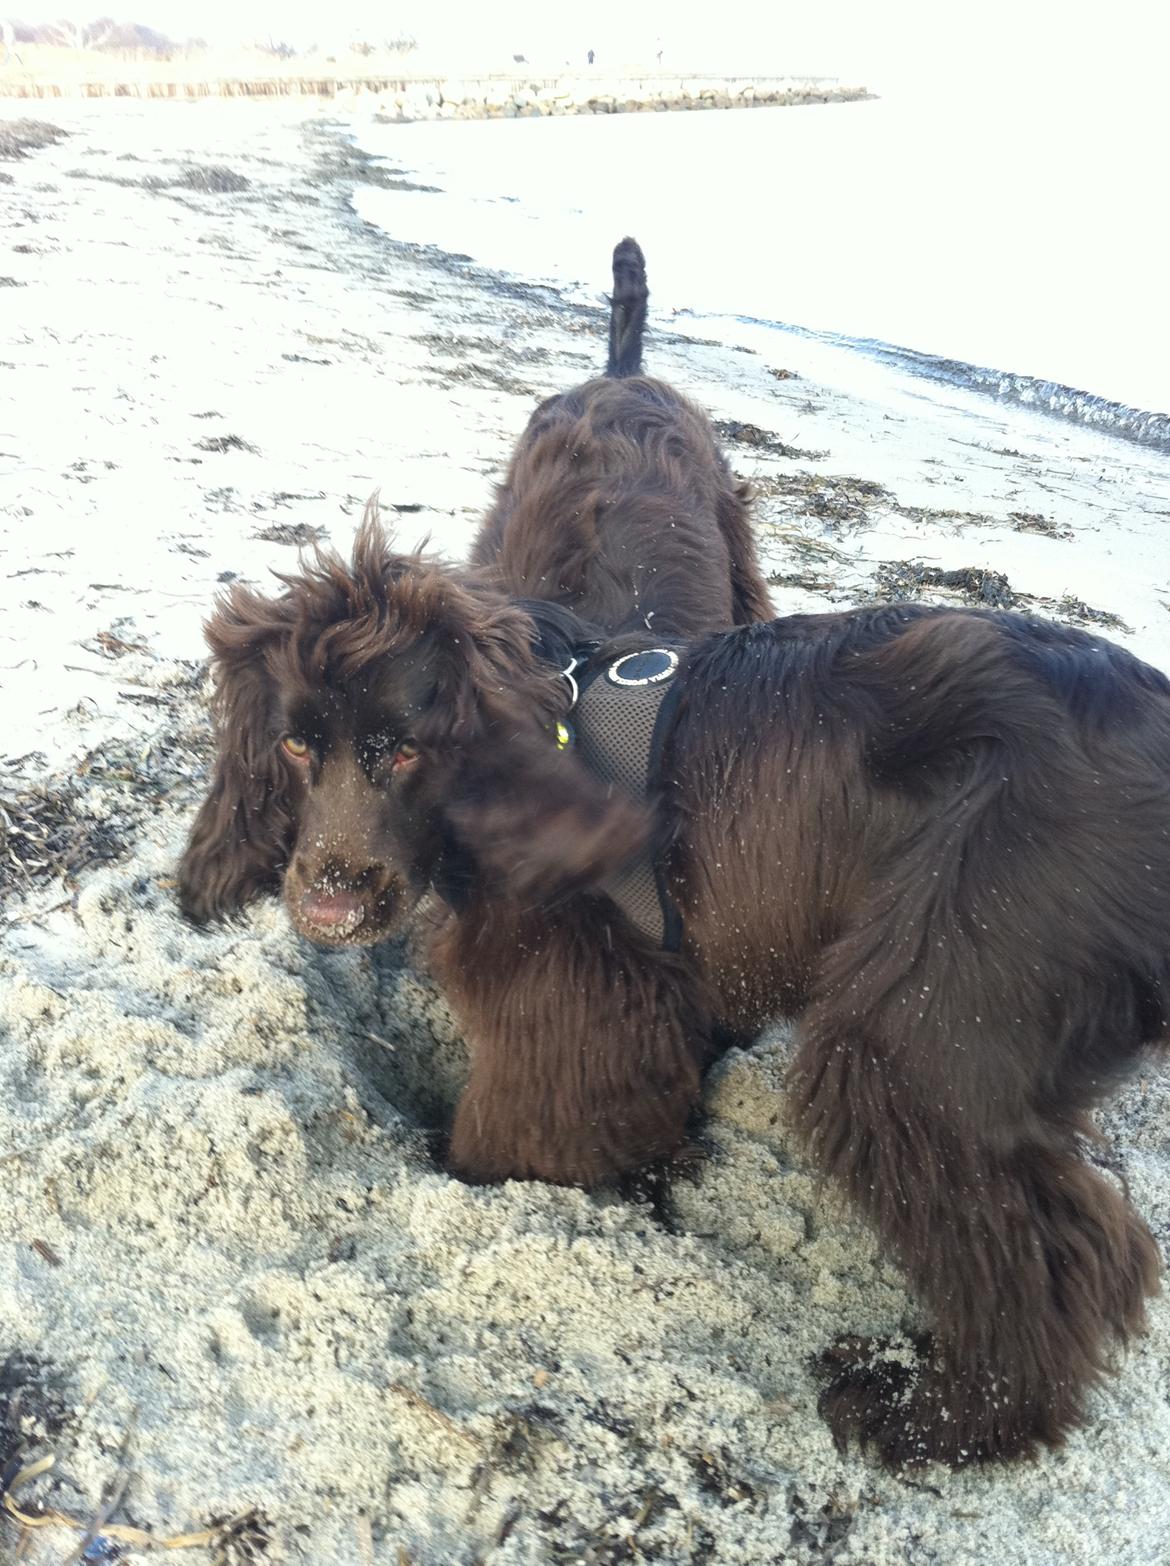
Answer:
(177, 591, 293, 924)
(439, 692, 649, 906)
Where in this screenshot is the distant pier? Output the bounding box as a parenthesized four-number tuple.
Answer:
(0, 68, 870, 114)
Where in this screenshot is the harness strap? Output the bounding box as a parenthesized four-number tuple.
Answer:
(567, 648, 683, 950)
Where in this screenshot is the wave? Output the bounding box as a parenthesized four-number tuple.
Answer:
(712, 313, 1170, 455)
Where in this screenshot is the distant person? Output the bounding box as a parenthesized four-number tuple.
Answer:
(587, 48, 595, 65)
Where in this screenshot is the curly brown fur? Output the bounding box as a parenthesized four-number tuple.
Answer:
(177, 521, 692, 1182)
(662, 606, 1167, 1466)
(179, 525, 1167, 1470)
(469, 238, 772, 635)
(178, 518, 645, 931)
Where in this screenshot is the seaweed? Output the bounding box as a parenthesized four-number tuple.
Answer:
(0, 120, 69, 161)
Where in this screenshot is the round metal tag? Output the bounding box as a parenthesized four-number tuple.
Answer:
(606, 648, 679, 687)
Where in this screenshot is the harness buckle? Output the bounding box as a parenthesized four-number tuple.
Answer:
(560, 655, 583, 710)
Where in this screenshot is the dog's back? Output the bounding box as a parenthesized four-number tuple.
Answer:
(471, 239, 772, 636)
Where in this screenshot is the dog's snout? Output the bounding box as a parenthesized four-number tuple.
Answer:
(299, 886, 367, 935)
(286, 851, 416, 946)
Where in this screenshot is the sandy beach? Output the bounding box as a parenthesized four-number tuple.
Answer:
(2, 98, 1170, 1565)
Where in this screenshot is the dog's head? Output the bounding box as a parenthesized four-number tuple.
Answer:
(178, 515, 646, 945)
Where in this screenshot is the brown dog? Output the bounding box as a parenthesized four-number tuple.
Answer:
(471, 238, 768, 635)
(470, 236, 770, 635)
(179, 522, 1167, 1469)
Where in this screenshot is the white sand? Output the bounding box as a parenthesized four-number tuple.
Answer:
(2, 99, 1170, 1565)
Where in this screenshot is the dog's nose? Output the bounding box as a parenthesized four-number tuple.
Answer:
(300, 888, 366, 934)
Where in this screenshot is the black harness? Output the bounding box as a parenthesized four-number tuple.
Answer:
(556, 646, 684, 950)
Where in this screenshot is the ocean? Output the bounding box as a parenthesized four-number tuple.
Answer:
(352, 91, 1169, 447)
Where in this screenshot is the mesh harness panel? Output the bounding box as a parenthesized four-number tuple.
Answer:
(569, 649, 683, 949)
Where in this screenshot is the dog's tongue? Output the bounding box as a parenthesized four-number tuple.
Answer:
(302, 890, 366, 933)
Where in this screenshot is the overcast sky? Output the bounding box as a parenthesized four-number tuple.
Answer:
(9, 0, 1165, 92)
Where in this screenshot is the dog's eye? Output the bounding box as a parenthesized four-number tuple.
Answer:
(281, 735, 311, 761)
(391, 740, 420, 771)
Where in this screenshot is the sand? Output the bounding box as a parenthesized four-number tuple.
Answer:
(2, 98, 1170, 1566)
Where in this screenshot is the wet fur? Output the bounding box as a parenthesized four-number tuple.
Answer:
(667, 607, 1166, 1466)
(179, 531, 1167, 1468)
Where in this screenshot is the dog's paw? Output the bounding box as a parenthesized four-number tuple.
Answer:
(617, 1135, 712, 1210)
(815, 1333, 945, 1468)
(665, 1132, 716, 1183)
(814, 1333, 1048, 1468)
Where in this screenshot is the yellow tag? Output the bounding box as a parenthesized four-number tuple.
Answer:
(554, 721, 571, 750)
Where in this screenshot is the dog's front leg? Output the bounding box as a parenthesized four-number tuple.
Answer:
(431, 901, 704, 1188)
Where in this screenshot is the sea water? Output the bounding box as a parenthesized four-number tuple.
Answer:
(352, 88, 1169, 446)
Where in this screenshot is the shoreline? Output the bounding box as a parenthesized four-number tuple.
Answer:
(695, 313, 1170, 456)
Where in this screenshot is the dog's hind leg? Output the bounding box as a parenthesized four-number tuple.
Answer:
(788, 951, 1160, 1466)
(606, 237, 649, 378)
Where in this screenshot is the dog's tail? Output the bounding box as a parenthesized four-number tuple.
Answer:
(606, 237, 649, 378)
